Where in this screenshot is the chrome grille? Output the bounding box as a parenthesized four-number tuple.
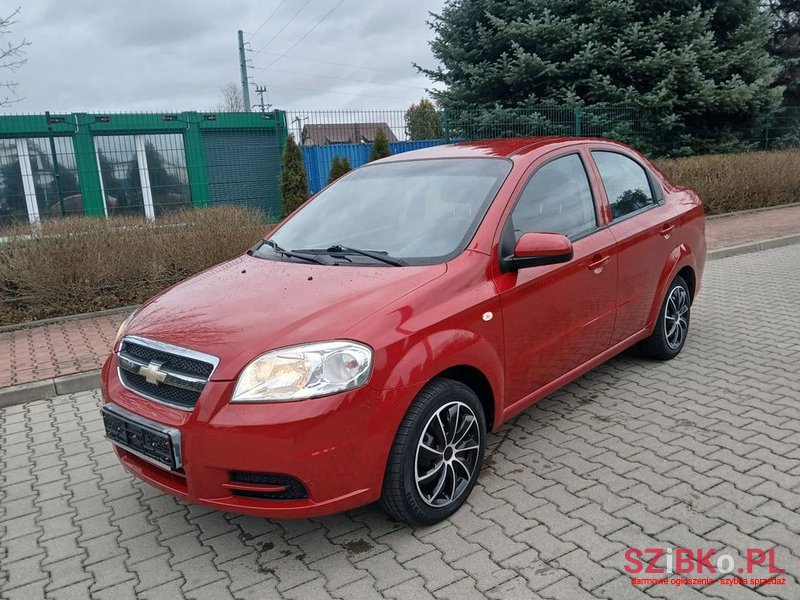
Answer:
(121, 339, 214, 379)
(117, 336, 219, 411)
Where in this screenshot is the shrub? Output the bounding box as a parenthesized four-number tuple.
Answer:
(327, 156, 352, 184)
(0, 206, 271, 326)
(654, 149, 800, 214)
(369, 128, 392, 161)
(405, 98, 444, 140)
(279, 134, 309, 217)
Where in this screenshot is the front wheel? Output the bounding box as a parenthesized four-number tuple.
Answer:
(381, 378, 486, 525)
(637, 275, 691, 360)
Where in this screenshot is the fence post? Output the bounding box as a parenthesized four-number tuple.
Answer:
(182, 112, 211, 208)
(574, 107, 583, 137)
(44, 111, 66, 216)
(763, 120, 770, 151)
(443, 109, 451, 143)
(71, 113, 106, 217)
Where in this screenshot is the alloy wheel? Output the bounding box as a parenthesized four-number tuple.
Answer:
(414, 401, 481, 508)
(664, 284, 689, 349)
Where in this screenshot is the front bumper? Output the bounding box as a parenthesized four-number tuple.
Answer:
(100, 353, 414, 518)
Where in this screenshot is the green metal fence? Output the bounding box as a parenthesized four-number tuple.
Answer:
(0, 111, 288, 228)
(287, 105, 800, 158)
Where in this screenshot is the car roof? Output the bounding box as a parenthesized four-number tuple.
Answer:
(379, 137, 624, 162)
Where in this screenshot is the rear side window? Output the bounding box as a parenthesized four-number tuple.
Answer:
(592, 151, 656, 219)
(511, 154, 597, 239)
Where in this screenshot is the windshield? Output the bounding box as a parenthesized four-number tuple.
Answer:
(267, 158, 512, 265)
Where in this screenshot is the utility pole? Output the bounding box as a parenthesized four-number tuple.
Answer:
(253, 85, 270, 113)
(237, 30, 252, 112)
(291, 115, 307, 142)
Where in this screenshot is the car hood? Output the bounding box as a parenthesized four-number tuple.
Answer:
(123, 254, 446, 380)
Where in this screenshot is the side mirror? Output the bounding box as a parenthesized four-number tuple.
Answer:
(503, 232, 573, 271)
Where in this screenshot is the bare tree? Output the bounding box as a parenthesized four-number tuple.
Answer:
(1, 7, 30, 106)
(216, 82, 246, 112)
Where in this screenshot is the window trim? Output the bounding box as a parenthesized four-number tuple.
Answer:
(589, 148, 663, 225)
(506, 151, 602, 242)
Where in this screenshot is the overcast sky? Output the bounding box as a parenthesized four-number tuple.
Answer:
(7, 0, 446, 114)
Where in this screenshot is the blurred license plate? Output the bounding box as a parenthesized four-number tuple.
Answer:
(102, 405, 179, 470)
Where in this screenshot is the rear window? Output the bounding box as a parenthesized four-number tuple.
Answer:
(592, 151, 656, 219)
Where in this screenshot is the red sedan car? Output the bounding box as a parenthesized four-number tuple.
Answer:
(101, 138, 705, 525)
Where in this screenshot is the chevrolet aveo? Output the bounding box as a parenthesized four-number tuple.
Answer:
(101, 138, 706, 525)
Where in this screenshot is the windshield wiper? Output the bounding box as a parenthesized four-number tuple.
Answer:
(298, 245, 406, 267)
(258, 240, 329, 265)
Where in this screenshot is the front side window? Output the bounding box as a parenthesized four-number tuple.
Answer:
(511, 153, 597, 239)
(266, 158, 511, 265)
(592, 151, 656, 219)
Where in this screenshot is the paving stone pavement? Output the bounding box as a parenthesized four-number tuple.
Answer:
(0, 313, 126, 388)
(1, 244, 799, 600)
(704, 204, 800, 251)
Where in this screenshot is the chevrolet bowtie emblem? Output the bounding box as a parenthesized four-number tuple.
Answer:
(140, 360, 168, 385)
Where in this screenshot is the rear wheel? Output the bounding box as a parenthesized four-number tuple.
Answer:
(381, 378, 486, 525)
(637, 275, 691, 360)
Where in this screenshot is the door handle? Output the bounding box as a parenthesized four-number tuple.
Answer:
(660, 223, 676, 237)
(587, 255, 610, 271)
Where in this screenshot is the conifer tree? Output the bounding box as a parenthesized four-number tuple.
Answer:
(405, 99, 445, 140)
(279, 134, 309, 217)
(369, 128, 392, 161)
(327, 156, 352, 184)
(419, 0, 784, 154)
(764, 0, 800, 104)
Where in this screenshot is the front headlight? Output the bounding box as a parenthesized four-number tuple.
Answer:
(114, 312, 136, 346)
(231, 341, 373, 403)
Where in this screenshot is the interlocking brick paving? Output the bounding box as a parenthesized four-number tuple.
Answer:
(0, 313, 126, 388)
(2, 244, 799, 599)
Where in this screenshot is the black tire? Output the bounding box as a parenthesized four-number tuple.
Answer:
(381, 378, 486, 526)
(637, 275, 691, 360)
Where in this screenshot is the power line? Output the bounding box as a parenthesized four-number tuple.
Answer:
(282, 37, 424, 61)
(252, 0, 313, 55)
(268, 83, 419, 102)
(263, 0, 346, 69)
(254, 66, 427, 91)
(246, 0, 290, 40)
(250, 51, 414, 78)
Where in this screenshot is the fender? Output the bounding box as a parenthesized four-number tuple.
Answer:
(645, 242, 696, 332)
(360, 328, 504, 493)
(368, 327, 504, 426)
(375, 327, 503, 397)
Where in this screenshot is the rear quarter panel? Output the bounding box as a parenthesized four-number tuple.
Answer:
(645, 183, 706, 329)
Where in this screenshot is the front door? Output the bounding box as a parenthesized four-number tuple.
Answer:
(496, 152, 618, 407)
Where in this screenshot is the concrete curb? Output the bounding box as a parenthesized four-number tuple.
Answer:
(706, 201, 800, 220)
(0, 304, 139, 334)
(0, 370, 101, 409)
(708, 233, 800, 261)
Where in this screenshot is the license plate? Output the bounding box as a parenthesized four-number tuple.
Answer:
(102, 405, 181, 470)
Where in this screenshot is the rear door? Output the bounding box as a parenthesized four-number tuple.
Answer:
(496, 150, 618, 406)
(587, 149, 676, 345)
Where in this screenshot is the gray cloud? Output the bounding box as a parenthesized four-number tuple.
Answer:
(8, 0, 445, 113)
